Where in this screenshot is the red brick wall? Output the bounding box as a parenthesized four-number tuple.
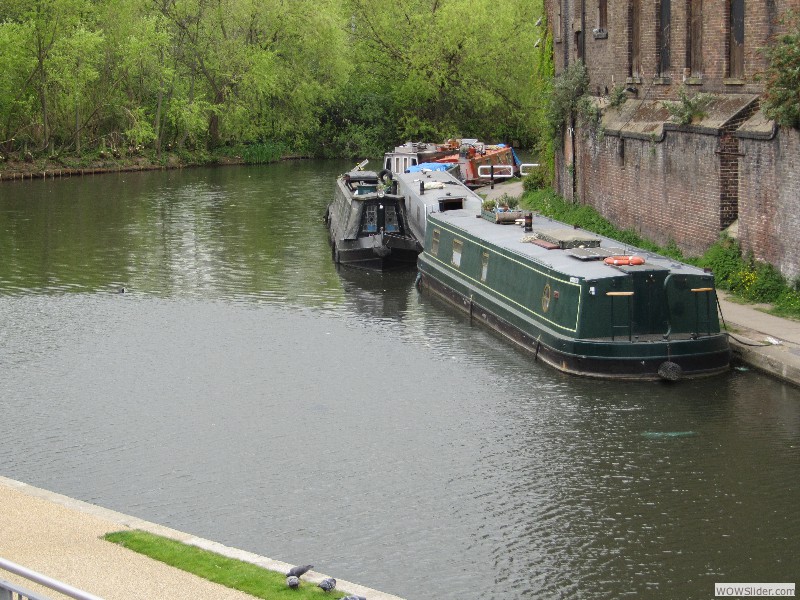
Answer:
(738, 129, 800, 282)
(546, 1, 800, 272)
(575, 128, 723, 256)
(546, 0, 797, 99)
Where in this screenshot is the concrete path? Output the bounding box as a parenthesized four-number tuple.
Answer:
(0, 476, 404, 600)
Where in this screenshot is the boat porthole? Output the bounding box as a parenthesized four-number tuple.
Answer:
(542, 283, 552, 312)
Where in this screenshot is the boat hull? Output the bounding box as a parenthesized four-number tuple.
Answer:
(332, 233, 420, 270)
(416, 204, 731, 381)
(417, 253, 731, 382)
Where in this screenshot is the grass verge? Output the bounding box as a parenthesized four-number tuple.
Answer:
(103, 530, 344, 599)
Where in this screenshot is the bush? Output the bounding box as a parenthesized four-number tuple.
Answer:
(663, 86, 714, 125)
(546, 61, 589, 141)
(523, 166, 550, 191)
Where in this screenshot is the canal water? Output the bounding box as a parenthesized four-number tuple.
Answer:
(0, 162, 798, 600)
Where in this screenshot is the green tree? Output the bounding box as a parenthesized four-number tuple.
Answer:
(763, 10, 800, 129)
(345, 0, 543, 146)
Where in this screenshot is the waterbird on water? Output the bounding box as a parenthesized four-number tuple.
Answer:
(287, 564, 314, 578)
(318, 577, 336, 592)
(286, 576, 300, 589)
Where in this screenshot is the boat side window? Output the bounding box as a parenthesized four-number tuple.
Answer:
(431, 229, 440, 256)
(481, 251, 490, 282)
(452, 239, 463, 268)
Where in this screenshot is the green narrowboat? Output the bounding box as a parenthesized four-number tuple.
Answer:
(417, 209, 731, 381)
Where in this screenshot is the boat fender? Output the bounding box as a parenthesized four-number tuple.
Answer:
(658, 361, 683, 381)
(377, 168, 393, 184)
(414, 271, 422, 289)
(603, 255, 645, 266)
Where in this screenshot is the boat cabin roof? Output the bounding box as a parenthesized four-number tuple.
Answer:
(428, 209, 712, 282)
(344, 170, 380, 183)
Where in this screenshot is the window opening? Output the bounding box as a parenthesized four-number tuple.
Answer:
(598, 0, 608, 30)
(431, 229, 440, 256)
(630, 0, 642, 78)
(385, 206, 399, 233)
(363, 205, 378, 233)
(556, 0, 563, 41)
(481, 252, 490, 282)
(452, 239, 463, 268)
(659, 0, 671, 75)
(689, 0, 703, 75)
(729, 0, 744, 78)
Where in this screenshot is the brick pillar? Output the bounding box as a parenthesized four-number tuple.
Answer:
(718, 132, 740, 230)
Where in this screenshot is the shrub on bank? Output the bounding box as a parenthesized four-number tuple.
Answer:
(521, 188, 800, 320)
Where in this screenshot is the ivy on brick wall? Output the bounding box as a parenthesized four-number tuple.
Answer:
(545, 61, 590, 142)
(762, 10, 800, 129)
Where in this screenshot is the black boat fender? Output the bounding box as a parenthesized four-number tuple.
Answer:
(377, 168, 393, 184)
(658, 361, 683, 381)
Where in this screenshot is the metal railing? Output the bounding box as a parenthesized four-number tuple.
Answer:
(1, 557, 105, 600)
(477, 164, 515, 179)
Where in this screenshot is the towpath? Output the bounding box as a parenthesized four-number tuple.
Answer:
(0, 476, 404, 600)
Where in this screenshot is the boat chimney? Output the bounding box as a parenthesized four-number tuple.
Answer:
(524, 212, 533, 232)
(420, 180, 424, 195)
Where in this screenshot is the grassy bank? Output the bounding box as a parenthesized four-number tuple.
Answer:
(103, 530, 344, 599)
(521, 185, 800, 320)
(0, 142, 298, 182)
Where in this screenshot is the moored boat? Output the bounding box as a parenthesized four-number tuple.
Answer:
(383, 138, 520, 188)
(393, 168, 484, 242)
(325, 165, 420, 269)
(416, 209, 731, 381)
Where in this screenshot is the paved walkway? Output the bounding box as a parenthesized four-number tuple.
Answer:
(0, 476, 403, 600)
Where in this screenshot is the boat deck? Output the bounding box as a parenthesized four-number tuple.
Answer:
(430, 208, 708, 282)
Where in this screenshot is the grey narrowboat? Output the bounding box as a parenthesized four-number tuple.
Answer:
(393, 168, 484, 242)
(325, 166, 420, 269)
(417, 209, 731, 381)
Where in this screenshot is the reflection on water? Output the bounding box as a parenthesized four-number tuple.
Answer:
(1, 163, 798, 600)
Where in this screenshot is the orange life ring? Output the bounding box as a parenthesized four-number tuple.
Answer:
(603, 255, 645, 266)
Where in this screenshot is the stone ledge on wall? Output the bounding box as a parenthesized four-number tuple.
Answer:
(598, 94, 761, 141)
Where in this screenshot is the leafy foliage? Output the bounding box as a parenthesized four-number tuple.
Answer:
(663, 86, 714, 125)
(545, 60, 589, 141)
(0, 0, 550, 159)
(762, 10, 800, 129)
(608, 84, 628, 109)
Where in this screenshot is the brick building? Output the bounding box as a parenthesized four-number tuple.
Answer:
(544, 0, 800, 281)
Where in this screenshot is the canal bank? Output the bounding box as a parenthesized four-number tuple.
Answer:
(479, 180, 800, 388)
(0, 476, 404, 600)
